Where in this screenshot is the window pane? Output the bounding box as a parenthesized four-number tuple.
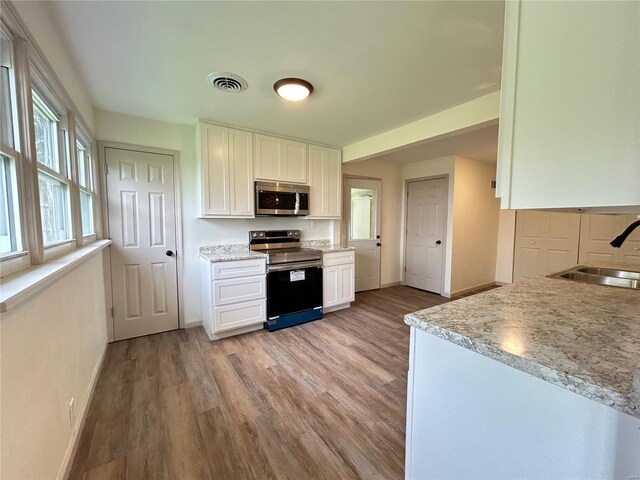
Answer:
(38, 171, 71, 245)
(1, 31, 15, 149)
(32, 92, 60, 172)
(76, 141, 92, 189)
(350, 188, 376, 240)
(80, 190, 94, 236)
(0, 153, 21, 254)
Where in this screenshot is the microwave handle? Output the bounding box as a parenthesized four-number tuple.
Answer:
(295, 190, 300, 213)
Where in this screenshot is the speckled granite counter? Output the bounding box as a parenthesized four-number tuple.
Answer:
(200, 245, 267, 262)
(405, 273, 640, 418)
(302, 240, 355, 253)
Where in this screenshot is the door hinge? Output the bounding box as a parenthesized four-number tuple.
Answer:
(110, 306, 114, 317)
(104, 162, 108, 175)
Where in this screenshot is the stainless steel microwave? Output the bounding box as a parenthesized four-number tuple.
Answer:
(255, 181, 310, 216)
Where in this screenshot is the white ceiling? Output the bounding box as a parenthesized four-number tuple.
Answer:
(373, 123, 499, 164)
(45, 1, 504, 147)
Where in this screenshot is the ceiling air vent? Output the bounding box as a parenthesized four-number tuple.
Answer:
(207, 72, 248, 93)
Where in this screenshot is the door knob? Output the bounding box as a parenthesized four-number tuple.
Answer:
(376, 243, 381, 247)
(436, 240, 442, 245)
(166, 250, 174, 257)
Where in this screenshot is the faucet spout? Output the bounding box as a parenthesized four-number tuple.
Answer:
(610, 219, 640, 248)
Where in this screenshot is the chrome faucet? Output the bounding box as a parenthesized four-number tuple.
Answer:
(610, 219, 640, 248)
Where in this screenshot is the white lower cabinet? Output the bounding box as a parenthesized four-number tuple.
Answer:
(200, 257, 266, 340)
(323, 251, 355, 312)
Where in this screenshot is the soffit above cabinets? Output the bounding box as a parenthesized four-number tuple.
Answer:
(43, 1, 504, 147)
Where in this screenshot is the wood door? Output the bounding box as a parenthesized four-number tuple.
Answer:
(405, 178, 448, 294)
(579, 214, 640, 265)
(106, 147, 179, 340)
(513, 210, 580, 281)
(345, 178, 381, 292)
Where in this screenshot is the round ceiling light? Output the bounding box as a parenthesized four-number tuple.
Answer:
(273, 78, 313, 101)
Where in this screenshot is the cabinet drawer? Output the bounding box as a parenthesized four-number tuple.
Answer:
(212, 259, 266, 280)
(323, 251, 355, 267)
(213, 275, 266, 306)
(214, 299, 265, 333)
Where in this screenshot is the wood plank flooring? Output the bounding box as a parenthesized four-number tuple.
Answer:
(69, 286, 452, 480)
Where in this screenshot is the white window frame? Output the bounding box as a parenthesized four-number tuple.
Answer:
(0, 24, 30, 275)
(0, 10, 101, 279)
(30, 86, 75, 259)
(75, 126, 98, 244)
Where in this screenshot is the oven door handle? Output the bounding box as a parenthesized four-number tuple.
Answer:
(268, 261, 323, 272)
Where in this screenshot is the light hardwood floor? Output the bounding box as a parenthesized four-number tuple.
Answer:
(69, 286, 452, 480)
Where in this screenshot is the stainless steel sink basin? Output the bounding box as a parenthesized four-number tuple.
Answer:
(549, 266, 640, 290)
(576, 266, 640, 281)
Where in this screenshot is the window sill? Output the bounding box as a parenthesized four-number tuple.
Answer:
(0, 239, 111, 313)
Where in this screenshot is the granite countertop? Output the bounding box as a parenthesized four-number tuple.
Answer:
(302, 240, 355, 253)
(405, 266, 640, 419)
(200, 245, 266, 262)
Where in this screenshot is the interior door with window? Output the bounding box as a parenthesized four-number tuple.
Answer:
(345, 177, 381, 292)
(405, 178, 447, 294)
(105, 146, 179, 340)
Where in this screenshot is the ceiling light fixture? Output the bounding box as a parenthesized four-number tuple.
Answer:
(273, 78, 313, 101)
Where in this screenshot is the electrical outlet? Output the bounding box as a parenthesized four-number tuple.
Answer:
(68, 397, 76, 427)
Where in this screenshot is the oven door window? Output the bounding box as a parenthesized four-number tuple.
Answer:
(267, 266, 323, 318)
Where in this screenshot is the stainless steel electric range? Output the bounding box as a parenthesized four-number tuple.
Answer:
(249, 230, 323, 331)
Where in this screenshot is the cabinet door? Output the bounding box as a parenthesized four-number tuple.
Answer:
(214, 299, 265, 333)
(228, 129, 254, 216)
(513, 211, 580, 281)
(282, 139, 307, 184)
(323, 265, 339, 308)
(497, 1, 640, 209)
(254, 134, 282, 181)
(339, 263, 355, 304)
(309, 145, 341, 218)
(579, 214, 640, 266)
(200, 124, 229, 215)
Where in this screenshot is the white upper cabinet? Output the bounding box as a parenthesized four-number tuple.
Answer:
(308, 145, 342, 218)
(254, 134, 308, 184)
(197, 122, 254, 217)
(496, 0, 640, 210)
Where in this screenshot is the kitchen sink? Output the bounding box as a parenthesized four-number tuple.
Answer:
(549, 266, 640, 290)
(575, 266, 640, 281)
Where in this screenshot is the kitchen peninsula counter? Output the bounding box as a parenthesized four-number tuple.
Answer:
(405, 275, 640, 418)
(404, 267, 640, 479)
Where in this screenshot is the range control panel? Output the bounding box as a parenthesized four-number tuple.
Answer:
(249, 230, 301, 241)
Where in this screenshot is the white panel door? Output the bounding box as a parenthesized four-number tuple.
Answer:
(345, 178, 381, 292)
(513, 211, 580, 281)
(405, 178, 448, 294)
(579, 214, 640, 266)
(106, 147, 179, 340)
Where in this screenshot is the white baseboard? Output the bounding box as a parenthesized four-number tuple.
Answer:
(324, 303, 351, 313)
(182, 319, 203, 329)
(450, 281, 497, 298)
(381, 281, 401, 288)
(58, 339, 108, 480)
(495, 281, 511, 286)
